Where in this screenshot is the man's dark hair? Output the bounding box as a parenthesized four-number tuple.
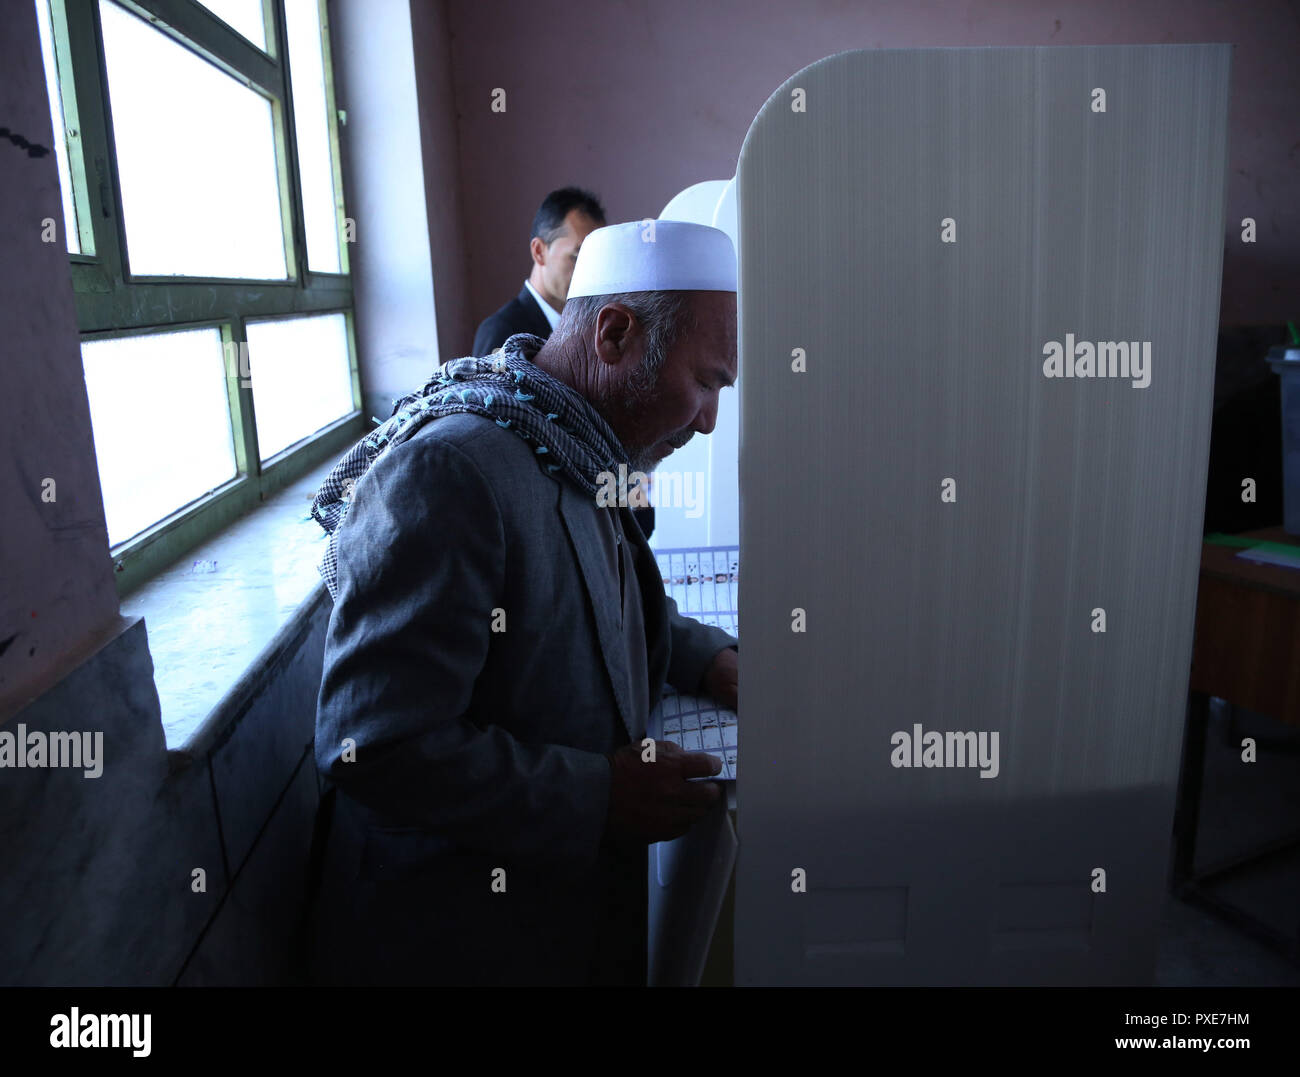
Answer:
(531, 187, 606, 245)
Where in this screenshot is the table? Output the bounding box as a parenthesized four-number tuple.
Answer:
(1174, 527, 1300, 962)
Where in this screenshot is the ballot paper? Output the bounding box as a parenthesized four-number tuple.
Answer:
(1235, 546, 1300, 571)
(655, 545, 739, 637)
(655, 689, 739, 780)
(649, 545, 739, 779)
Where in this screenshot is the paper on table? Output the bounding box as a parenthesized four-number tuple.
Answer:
(1235, 547, 1300, 571)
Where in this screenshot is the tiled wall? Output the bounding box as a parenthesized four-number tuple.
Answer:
(0, 602, 329, 986)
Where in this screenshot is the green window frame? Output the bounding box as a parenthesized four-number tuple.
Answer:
(43, 0, 364, 595)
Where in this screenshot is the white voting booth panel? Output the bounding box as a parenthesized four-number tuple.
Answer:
(646, 181, 738, 984)
(653, 181, 742, 550)
(708, 179, 741, 550)
(660, 180, 731, 228)
(733, 46, 1231, 985)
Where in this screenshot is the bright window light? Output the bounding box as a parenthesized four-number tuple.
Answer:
(246, 312, 353, 460)
(194, 0, 266, 51)
(81, 328, 237, 546)
(285, 0, 341, 272)
(99, 0, 287, 279)
(34, 0, 80, 254)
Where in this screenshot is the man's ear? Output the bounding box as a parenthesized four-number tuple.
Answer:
(529, 236, 547, 266)
(593, 303, 634, 366)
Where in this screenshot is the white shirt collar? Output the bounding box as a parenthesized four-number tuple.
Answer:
(523, 278, 562, 331)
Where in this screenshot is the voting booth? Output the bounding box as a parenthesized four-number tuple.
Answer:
(646, 182, 743, 984)
(654, 181, 742, 549)
(729, 45, 1232, 985)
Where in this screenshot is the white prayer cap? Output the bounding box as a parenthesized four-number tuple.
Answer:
(566, 220, 736, 298)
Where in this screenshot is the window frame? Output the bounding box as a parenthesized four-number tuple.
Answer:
(45, 0, 362, 595)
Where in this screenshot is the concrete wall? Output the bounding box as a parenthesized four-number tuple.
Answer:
(0, 603, 328, 985)
(439, 0, 1298, 332)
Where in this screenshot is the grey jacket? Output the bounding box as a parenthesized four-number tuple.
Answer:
(310, 411, 736, 985)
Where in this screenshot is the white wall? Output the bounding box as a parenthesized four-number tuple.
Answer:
(330, 0, 444, 419)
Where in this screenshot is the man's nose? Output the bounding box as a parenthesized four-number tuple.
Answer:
(692, 396, 719, 436)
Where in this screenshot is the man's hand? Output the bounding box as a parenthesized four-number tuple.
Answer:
(698, 646, 738, 711)
(605, 740, 722, 845)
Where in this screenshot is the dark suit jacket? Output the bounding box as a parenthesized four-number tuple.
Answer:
(310, 412, 736, 985)
(473, 285, 553, 356)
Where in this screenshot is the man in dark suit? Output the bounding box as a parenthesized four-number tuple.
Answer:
(473, 188, 656, 538)
(472, 187, 606, 356)
(309, 222, 739, 986)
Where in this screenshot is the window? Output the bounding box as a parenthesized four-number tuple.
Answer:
(81, 327, 237, 545)
(284, 0, 342, 272)
(245, 312, 354, 460)
(35, 0, 91, 253)
(36, 0, 361, 594)
(99, 0, 288, 279)
(194, 0, 268, 49)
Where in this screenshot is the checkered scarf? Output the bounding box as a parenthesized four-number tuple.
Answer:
(310, 333, 631, 599)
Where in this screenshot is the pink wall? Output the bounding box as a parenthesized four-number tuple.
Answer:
(410, 0, 472, 367)
(437, 0, 1298, 337)
(0, 0, 122, 719)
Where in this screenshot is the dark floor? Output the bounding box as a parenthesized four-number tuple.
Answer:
(1154, 699, 1300, 986)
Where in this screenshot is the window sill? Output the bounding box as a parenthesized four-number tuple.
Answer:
(120, 458, 337, 757)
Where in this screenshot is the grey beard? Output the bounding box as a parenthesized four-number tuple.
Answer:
(627, 445, 660, 472)
(595, 347, 666, 470)
(623, 351, 660, 408)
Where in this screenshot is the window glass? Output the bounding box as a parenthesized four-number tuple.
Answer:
(82, 327, 238, 545)
(285, 0, 341, 272)
(34, 0, 81, 253)
(246, 312, 353, 460)
(99, 0, 288, 279)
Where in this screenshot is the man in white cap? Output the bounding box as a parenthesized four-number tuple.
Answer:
(309, 220, 739, 986)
